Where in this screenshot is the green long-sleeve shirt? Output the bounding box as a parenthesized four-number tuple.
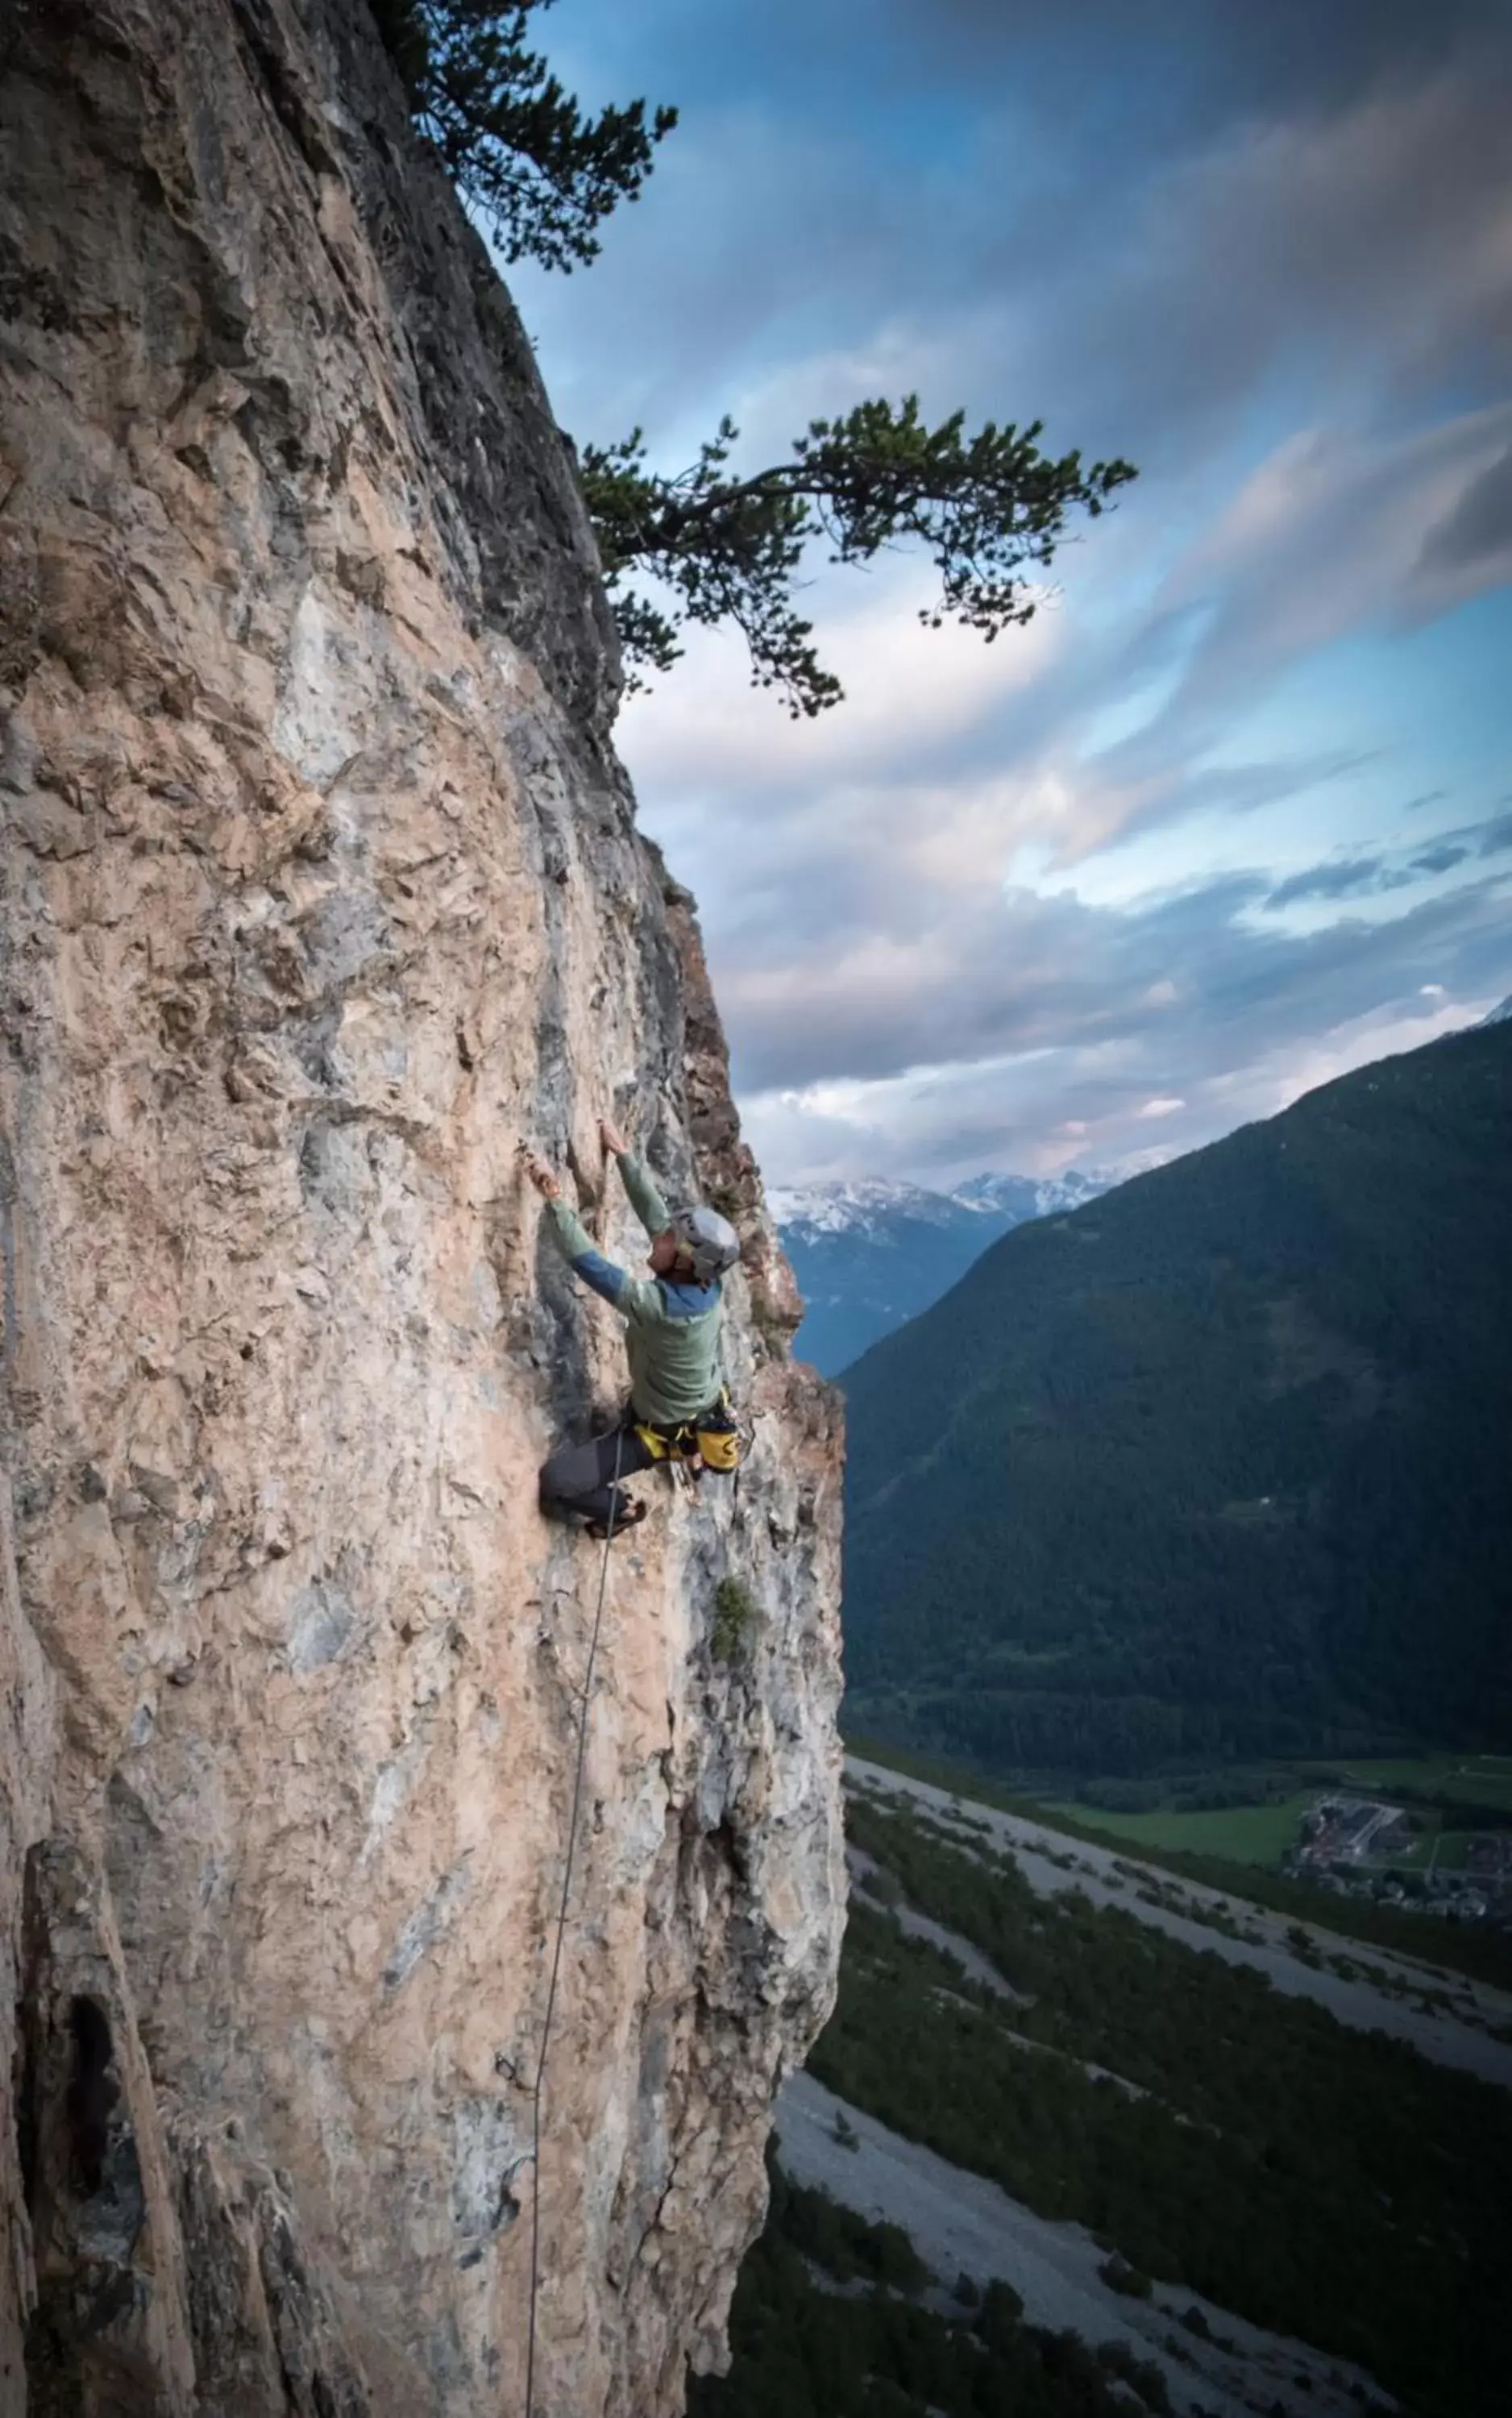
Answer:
(544, 1152, 725, 1427)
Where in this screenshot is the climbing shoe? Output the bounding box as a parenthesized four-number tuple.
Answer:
(587, 1497, 648, 1543)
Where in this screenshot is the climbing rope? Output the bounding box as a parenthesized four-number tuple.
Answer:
(523, 1427, 624, 2418)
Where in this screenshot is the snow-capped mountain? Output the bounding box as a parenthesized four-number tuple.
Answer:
(766, 1177, 970, 1238)
(952, 1167, 1115, 1219)
(1481, 995, 1512, 1028)
(773, 1169, 1118, 1375)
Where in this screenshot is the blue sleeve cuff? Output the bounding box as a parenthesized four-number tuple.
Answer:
(571, 1248, 629, 1307)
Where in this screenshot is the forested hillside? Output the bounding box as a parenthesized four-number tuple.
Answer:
(842, 1022, 1512, 1779)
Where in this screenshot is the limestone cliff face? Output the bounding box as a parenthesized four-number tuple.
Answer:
(0, 2, 846, 2411)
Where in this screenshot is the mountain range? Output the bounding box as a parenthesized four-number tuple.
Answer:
(840, 1019, 1512, 1782)
(772, 1170, 1115, 1374)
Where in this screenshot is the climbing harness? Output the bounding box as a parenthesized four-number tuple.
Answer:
(632, 1389, 747, 1477)
(524, 1431, 623, 2418)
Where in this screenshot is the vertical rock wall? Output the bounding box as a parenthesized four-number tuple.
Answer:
(0, 1, 845, 2409)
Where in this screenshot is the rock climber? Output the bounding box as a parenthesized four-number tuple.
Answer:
(525, 1119, 741, 1539)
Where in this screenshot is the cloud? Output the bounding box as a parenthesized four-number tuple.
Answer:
(619, 484, 1510, 1158)
(1144, 405, 1512, 723)
(871, 0, 1507, 127)
(508, 0, 1512, 1185)
(618, 555, 1066, 810)
(1258, 810, 1512, 899)
(1267, 858, 1386, 907)
(719, 844, 1512, 1099)
(519, 6, 1512, 479)
(1419, 445, 1512, 573)
(1016, 61, 1512, 463)
(736, 874, 1512, 1183)
(511, 110, 967, 453)
(1477, 810, 1512, 857)
(608, 189, 1512, 900)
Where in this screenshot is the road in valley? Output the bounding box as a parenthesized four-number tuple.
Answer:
(848, 1755, 1512, 2088)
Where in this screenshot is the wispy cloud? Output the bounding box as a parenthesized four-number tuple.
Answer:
(505, 0, 1512, 1181)
(1266, 858, 1389, 908)
(737, 873, 1512, 1182)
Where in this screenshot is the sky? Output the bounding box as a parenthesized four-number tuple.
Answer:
(505, 0, 1512, 1188)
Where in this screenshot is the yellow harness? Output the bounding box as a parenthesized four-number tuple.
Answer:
(633, 1392, 744, 1474)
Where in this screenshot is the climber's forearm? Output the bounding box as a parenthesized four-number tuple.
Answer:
(544, 1197, 629, 1307)
(617, 1151, 671, 1238)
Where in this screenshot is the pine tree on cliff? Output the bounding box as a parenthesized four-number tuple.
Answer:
(373, 0, 1137, 716)
(369, 0, 678, 273)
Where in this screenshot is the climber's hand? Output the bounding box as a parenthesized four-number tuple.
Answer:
(525, 1153, 561, 1201)
(599, 1117, 628, 1157)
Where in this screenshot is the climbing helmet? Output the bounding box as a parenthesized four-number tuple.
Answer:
(669, 1203, 739, 1285)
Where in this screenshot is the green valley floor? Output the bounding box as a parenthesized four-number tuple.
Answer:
(696, 1758, 1512, 2418)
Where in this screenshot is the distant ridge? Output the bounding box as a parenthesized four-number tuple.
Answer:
(773, 1170, 1118, 1374)
(841, 1020, 1512, 1781)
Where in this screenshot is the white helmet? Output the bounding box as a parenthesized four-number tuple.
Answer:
(670, 1203, 739, 1285)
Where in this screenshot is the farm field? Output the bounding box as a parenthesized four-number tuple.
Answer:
(1426, 1830, 1475, 1872)
(1053, 1754, 1512, 1868)
(853, 1735, 1512, 1988)
(1304, 1755, 1512, 1810)
(1044, 1793, 1314, 1863)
